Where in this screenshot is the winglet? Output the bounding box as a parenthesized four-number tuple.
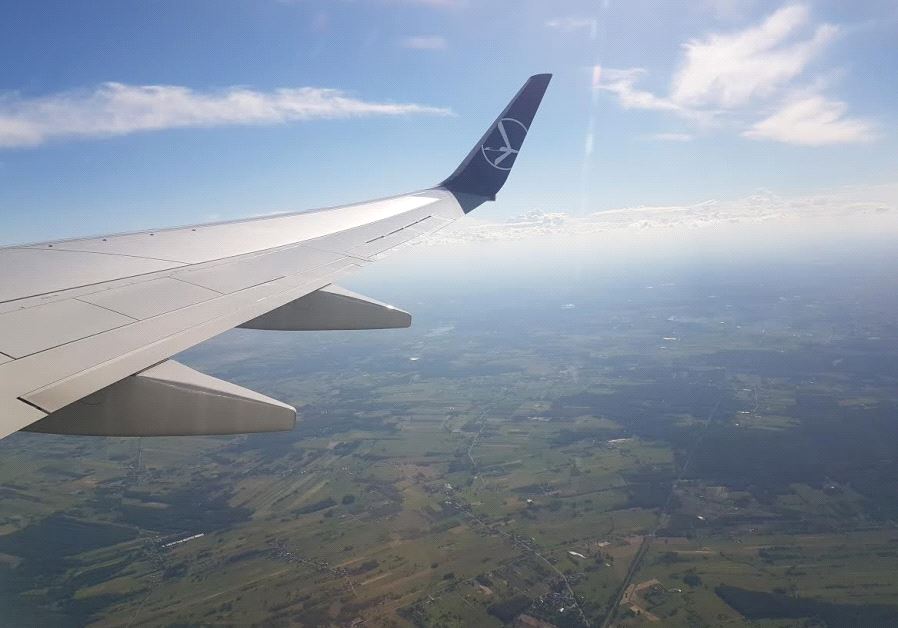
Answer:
(440, 73, 551, 207)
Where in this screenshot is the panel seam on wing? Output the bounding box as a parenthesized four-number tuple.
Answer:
(0, 266, 186, 307)
(166, 276, 227, 295)
(74, 297, 141, 322)
(7, 317, 135, 361)
(18, 245, 190, 265)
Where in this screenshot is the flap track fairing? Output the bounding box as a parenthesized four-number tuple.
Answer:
(24, 360, 296, 436)
(238, 284, 411, 331)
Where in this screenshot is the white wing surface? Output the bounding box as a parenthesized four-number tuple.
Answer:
(0, 74, 551, 439)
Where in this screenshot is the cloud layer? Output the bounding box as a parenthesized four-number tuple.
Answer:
(0, 83, 452, 148)
(421, 184, 898, 245)
(597, 3, 875, 146)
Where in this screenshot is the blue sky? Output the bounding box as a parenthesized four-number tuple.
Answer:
(1, 0, 896, 244)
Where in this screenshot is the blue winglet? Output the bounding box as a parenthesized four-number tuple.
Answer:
(440, 74, 551, 208)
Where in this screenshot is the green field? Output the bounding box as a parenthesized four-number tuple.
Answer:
(4, 252, 898, 627)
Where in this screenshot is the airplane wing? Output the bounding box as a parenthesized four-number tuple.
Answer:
(0, 73, 551, 439)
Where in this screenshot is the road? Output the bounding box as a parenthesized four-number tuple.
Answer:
(600, 396, 723, 627)
(459, 389, 591, 627)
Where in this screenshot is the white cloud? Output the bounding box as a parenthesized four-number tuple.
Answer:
(546, 16, 598, 37)
(744, 92, 877, 145)
(596, 4, 872, 147)
(399, 35, 448, 50)
(596, 69, 685, 114)
(0, 82, 452, 148)
(595, 68, 711, 126)
(671, 4, 838, 108)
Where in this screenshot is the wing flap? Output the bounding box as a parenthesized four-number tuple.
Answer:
(1, 398, 47, 434)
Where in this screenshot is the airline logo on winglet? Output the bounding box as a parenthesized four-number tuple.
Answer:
(481, 118, 528, 171)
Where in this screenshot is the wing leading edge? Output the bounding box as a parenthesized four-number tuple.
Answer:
(0, 73, 552, 439)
